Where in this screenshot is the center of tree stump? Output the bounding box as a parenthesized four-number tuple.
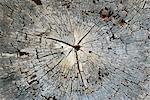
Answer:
(73, 45, 81, 51)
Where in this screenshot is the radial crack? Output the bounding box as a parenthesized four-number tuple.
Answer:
(77, 24, 96, 44)
(45, 37, 74, 47)
(75, 50, 88, 89)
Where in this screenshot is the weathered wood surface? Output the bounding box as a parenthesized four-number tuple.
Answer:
(0, 0, 150, 100)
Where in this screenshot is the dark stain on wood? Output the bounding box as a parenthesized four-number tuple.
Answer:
(99, 7, 113, 20)
(119, 19, 127, 26)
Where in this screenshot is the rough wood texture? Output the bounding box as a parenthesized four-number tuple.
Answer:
(0, 0, 150, 100)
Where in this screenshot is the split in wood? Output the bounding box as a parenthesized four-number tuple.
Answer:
(31, 0, 42, 5)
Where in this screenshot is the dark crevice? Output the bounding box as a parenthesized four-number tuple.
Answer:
(108, 47, 112, 50)
(46, 37, 83, 51)
(75, 51, 85, 88)
(35, 49, 39, 59)
(46, 37, 75, 48)
(30, 75, 37, 80)
(77, 24, 96, 44)
(27, 80, 39, 85)
(62, 2, 71, 8)
(148, 35, 150, 39)
(10, 43, 29, 57)
(18, 52, 29, 56)
(119, 19, 127, 26)
(93, 0, 96, 4)
(31, 0, 42, 5)
(89, 51, 92, 53)
(73, 45, 81, 51)
(110, 33, 119, 41)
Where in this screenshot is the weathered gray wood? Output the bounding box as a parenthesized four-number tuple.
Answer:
(0, 0, 150, 100)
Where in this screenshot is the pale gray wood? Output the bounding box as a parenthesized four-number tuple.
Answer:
(0, 0, 149, 100)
